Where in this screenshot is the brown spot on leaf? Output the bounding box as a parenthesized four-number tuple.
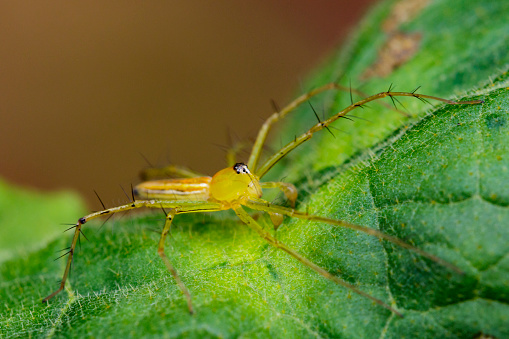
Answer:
(361, 32, 422, 79)
(382, 0, 431, 33)
(361, 0, 429, 80)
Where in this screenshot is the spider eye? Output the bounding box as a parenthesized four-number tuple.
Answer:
(233, 163, 249, 174)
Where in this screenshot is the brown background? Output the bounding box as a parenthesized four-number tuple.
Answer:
(0, 0, 376, 206)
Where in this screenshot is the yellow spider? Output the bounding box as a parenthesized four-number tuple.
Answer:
(42, 84, 482, 317)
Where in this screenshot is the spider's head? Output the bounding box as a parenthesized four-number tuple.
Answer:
(209, 163, 262, 204)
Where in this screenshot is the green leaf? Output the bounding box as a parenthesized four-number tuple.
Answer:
(2, 0, 509, 338)
(0, 179, 85, 262)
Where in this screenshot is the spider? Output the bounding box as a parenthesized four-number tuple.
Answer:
(42, 83, 482, 317)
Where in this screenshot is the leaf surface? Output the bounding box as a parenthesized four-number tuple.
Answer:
(1, 0, 509, 338)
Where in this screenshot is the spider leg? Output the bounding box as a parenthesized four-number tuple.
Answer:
(255, 92, 483, 178)
(43, 218, 83, 303)
(43, 199, 223, 304)
(140, 164, 205, 181)
(246, 198, 464, 274)
(157, 209, 194, 314)
(233, 205, 403, 317)
(247, 83, 401, 172)
(248, 83, 339, 171)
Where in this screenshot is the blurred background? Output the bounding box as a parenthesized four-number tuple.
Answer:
(0, 0, 376, 206)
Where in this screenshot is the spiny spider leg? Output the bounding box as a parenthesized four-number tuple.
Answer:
(158, 209, 194, 314)
(43, 199, 223, 310)
(141, 83, 402, 179)
(255, 91, 482, 178)
(245, 198, 463, 274)
(247, 82, 406, 172)
(233, 205, 403, 317)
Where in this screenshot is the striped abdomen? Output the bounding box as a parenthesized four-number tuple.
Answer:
(134, 177, 212, 201)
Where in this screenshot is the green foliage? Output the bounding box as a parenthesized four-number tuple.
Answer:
(1, 0, 508, 337)
(0, 179, 84, 262)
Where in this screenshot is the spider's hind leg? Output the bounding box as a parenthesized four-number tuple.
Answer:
(157, 209, 194, 314)
(140, 164, 204, 181)
(233, 205, 403, 317)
